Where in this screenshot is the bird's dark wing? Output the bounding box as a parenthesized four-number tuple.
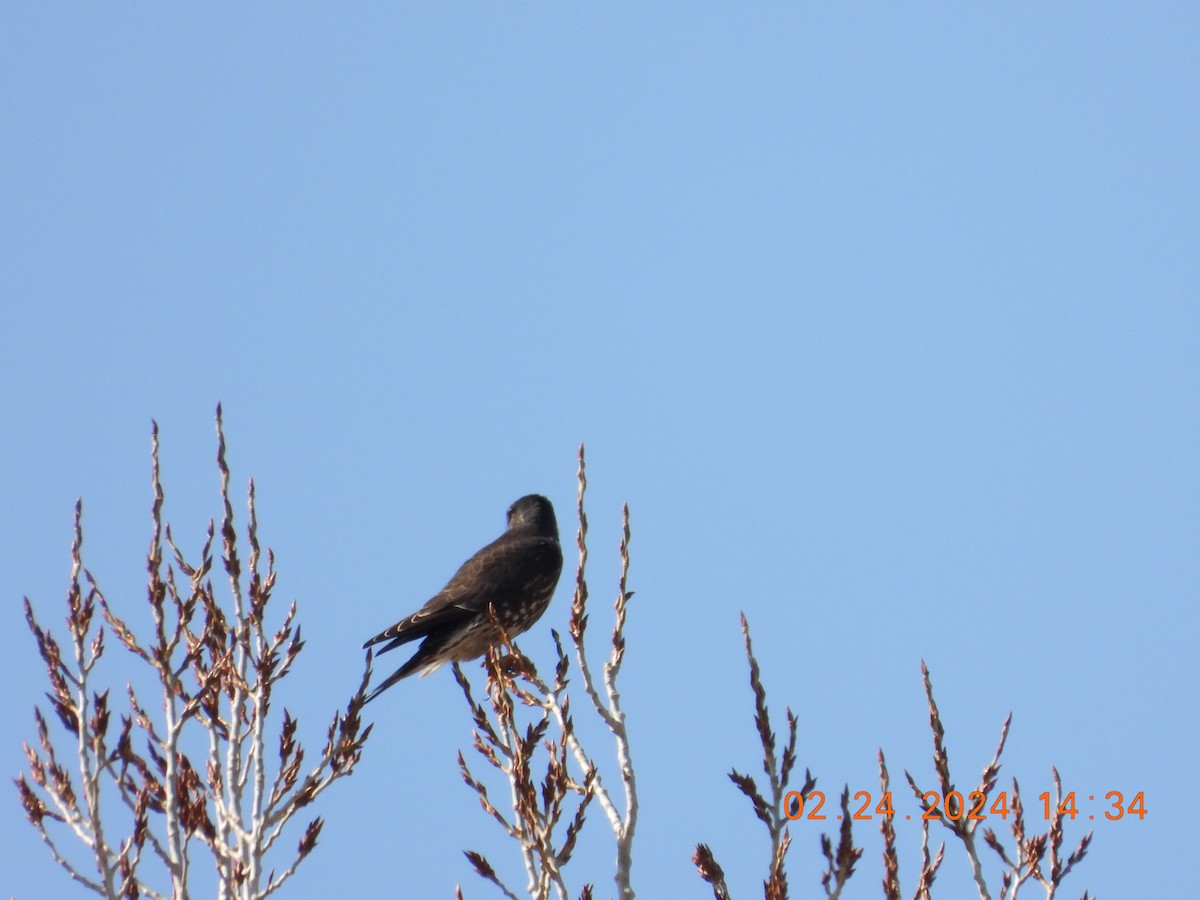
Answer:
(362, 531, 559, 655)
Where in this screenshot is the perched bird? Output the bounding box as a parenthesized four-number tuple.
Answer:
(362, 494, 563, 703)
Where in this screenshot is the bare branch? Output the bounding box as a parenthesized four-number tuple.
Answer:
(19, 412, 373, 900)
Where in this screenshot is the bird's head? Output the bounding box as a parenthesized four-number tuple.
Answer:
(507, 494, 558, 539)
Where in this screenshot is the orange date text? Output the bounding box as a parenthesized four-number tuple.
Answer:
(783, 790, 1146, 823)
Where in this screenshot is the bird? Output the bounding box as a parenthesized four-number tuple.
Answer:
(362, 494, 563, 703)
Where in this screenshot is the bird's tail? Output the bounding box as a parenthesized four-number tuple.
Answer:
(362, 645, 445, 703)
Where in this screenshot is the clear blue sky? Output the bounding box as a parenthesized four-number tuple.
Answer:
(2, 5, 1195, 898)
